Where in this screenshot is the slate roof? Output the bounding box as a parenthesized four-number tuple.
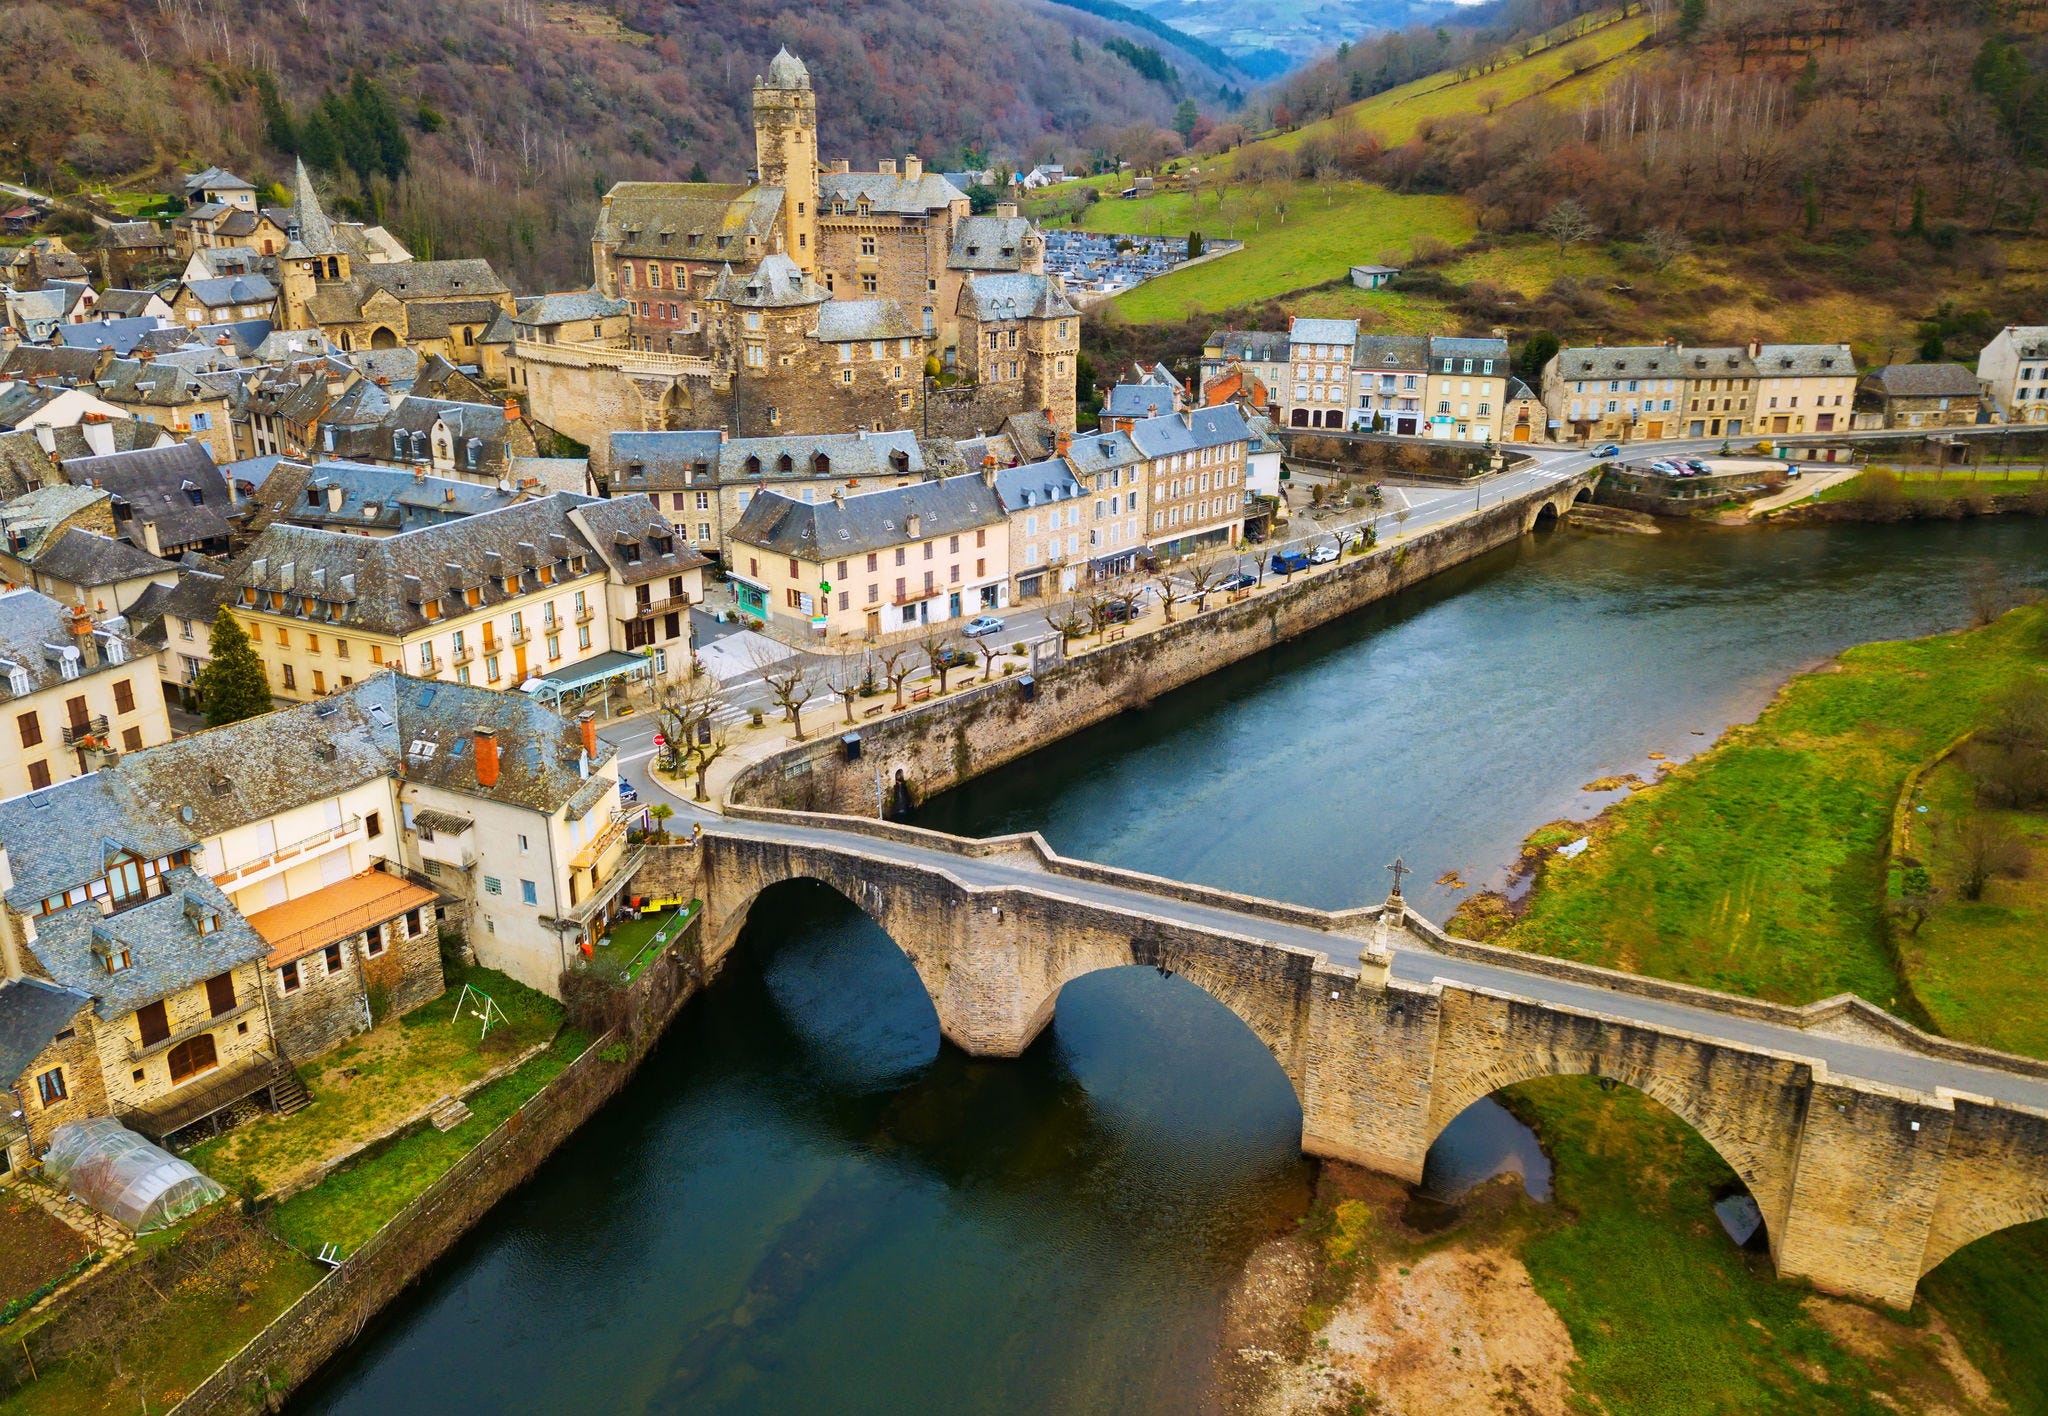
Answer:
(1290, 317, 1359, 346)
(729, 473, 1004, 561)
(948, 216, 1033, 272)
(182, 167, 254, 198)
(1753, 344, 1856, 378)
(1126, 404, 1254, 458)
(0, 432, 57, 496)
(251, 459, 522, 534)
(29, 529, 174, 588)
(593, 182, 785, 261)
(1557, 344, 1722, 381)
(812, 299, 921, 342)
(1864, 363, 1981, 398)
(0, 345, 105, 382)
(0, 977, 93, 1084)
(1104, 383, 1175, 419)
(764, 46, 810, 88)
(181, 275, 277, 309)
(567, 495, 711, 586)
(285, 159, 341, 258)
(0, 385, 71, 430)
(607, 429, 926, 491)
(97, 358, 219, 408)
(0, 483, 106, 556)
(90, 290, 166, 320)
(710, 254, 826, 308)
(513, 290, 628, 328)
(99, 222, 172, 251)
(1205, 329, 1290, 363)
(992, 457, 1082, 511)
(819, 170, 965, 216)
(0, 587, 149, 700)
(1427, 335, 1510, 367)
(58, 441, 235, 551)
(959, 273, 1075, 322)
(509, 458, 589, 495)
(1063, 430, 1143, 477)
(225, 491, 625, 636)
(31, 870, 269, 1020)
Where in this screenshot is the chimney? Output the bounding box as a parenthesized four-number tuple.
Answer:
(1056, 430, 1072, 457)
(718, 428, 730, 444)
(832, 159, 850, 174)
(981, 457, 998, 489)
(997, 202, 1018, 220)
(578, 711, 597, 762)
(905, 511, 922, 539)
(473, 727, 500, 788)
(504, 400, 521, 421)
(879, 158, 897, 176)
(1747, 338, 1762, 358)
(831, 487, 846, 506)
(904, 155, 923, 181)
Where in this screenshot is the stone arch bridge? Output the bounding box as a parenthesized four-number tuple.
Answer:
(658, 807, 2048, 1310)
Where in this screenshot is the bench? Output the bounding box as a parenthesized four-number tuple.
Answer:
(863, 704, 888, 719)
(910, 686, 934, 704)
(1105, 628, 1126, 642)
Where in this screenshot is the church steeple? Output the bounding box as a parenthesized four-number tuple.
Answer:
(287, 158, 341, 259)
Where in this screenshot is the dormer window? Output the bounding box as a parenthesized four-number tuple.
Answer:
(5, 666, 27, 696)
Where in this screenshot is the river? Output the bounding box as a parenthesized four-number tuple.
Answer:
(294, 518, 2048, 1415)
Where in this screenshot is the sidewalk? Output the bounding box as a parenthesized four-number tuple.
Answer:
(1741, 467, 1862, 518)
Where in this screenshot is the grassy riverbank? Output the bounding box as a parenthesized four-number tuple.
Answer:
(1458, 603, 2048, 1028)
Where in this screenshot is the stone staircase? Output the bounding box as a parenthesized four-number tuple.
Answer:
(268, 1061, 311, 1117)
(426, 1096, 472, 1132)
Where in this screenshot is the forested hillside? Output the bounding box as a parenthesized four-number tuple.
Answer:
(0, 0, 1238, 290)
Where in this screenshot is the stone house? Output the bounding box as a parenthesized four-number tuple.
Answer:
(1423, 336, 1511, 443)
(604, 427, 933, 565)
(0, 587, 170, 796)
(1750, 342, 1857, 437)
(993, 452, 1088, 601)
(120, 566, 227, 712)
(170, 274, 280, 329)
(1129, 405, 1253, 561)
(1856, 364, 1984, 429)
(1199, 330, 1294, 410)
(1502, 377, 1546, 443)
(92, 355, 237, 462)
(1283, 317, 1360, 430)
(1347, 334, 1430, 435)
(312, 379, 537, 484)
(0, 975, 104, 1166)
(57, 440, 238, 559)
(8, 529, 178, 619)
(947, 273, 1079, 437)
(1974, 326, 2048, 423)
(242, 459, 527, 539)
(726, 471, 1009, 638)
(567, 498, 709, 667)
(1542, 343, 1760, 443)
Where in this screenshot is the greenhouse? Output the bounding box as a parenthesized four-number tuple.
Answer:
(42, 1117, 226, 1233)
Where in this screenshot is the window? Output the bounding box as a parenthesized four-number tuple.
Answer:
(123, 726, 141, 751)
(521, 879, 538, 905)
(35, 1066, 66, 1106)
(136, 1000, 171, 1047)
(323, 942, 344, 974)
(205, 971, 237, 1016)
(282, 664, 296, 690)
(29, 760, 52, 790)
(167, 1034, 218, 1083)
(17, 712, 40, 749)
(114, 679, 135, 713)
(484, 876, 503, 896)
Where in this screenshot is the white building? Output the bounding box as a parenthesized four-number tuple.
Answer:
(1976, 326, 2048, 424)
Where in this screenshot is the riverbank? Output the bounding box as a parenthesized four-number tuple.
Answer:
(1388, 602, 2048, 1411)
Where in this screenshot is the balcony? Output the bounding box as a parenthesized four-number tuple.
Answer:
(62, 714, 110, 746)
(510, 626, 532, 646)
(451, 645, 475, 666)
(574, 605, 596, 625)
(569, 808, 636, 873)
(214, 814, 361, 888)
(411, 810, 478, 870)
(417, 652, 443, 676)
(128, 995, 259, 1063)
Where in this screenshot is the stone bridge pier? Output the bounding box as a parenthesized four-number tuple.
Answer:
(663, 831, 2048, 1310)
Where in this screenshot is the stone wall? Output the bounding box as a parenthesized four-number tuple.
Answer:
(1282, 431, 1504, 483)
(731, 479, 1591, 816)
(165, 912, 703, 1416)
(923, 379, 1044, 442)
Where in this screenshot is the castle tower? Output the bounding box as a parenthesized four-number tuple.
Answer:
(753, 48, 819, 274)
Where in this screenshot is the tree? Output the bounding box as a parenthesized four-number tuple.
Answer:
(828, 651, 873, 726)
(647, 803, 674, 843)
(875, 644, 916, 709)
(1515, 330, 1561, 385)
(688, 160, 708, 183)
(1047, 599, 1091, 646)
(1174, 98, 1200, 143)
(920, 628, 965, 693)
(1538, 199, 1599, 269)
(196, 610, 272, 726)
(1675, 0, 1707, 42)
(1639, 225, 1692, 274)
(1187, 229, 1203, 259)
(750, 647, 817, 741)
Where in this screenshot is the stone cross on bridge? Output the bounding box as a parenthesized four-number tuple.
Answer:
(649, 805, 2048, 1310)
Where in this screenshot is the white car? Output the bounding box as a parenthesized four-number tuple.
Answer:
(1309, 543, 1340, 565)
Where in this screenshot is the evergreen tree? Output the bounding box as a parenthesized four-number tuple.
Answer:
(688, 160, 708, 183)
(196, 610, 273, 727)
(1675, 0, 1707, 42)
(299, 102, 341, 174)
(1174, 98, 1200, 141)
(1515, 330, 1560, 385)
(256, 71, 297, 154)
(1186, 229, 1203, 258)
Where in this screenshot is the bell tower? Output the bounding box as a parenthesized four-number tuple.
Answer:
(753, 48, 819, 274)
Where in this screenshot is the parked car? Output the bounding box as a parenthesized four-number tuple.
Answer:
(619, 777, 640, 804)
(963, 614, 1005, 638)
(1216, 572, 1257, 594)
(1309, 542, 1340, 565)
(1095, 599, 1135, 625)
(1270, 550, 1311, 576)
(932, 644, 974, 670)
(1593, 443, 1621, 457)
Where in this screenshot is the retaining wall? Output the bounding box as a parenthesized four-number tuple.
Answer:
(730, 478, 1588, 816)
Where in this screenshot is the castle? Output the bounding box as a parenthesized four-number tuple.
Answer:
(516, 49, 1079, 467)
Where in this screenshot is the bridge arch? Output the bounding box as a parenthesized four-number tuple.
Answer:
(1426, 1054, 1786, 1250)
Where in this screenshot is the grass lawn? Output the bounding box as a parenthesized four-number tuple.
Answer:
(1896, 762, 2048, 1055)
(1475, 605, 2048, 1025)
(1504, 1077, 1982, 1415)
(269, 1026, 591, 1259)
(183, 965, 563, 1198)
(1, 1220, 321, 1416)
(1819, 468, 2048, 504)
(1264, 10, 1655, 155)
(593, 900, 698, 983)
(1072, 181, 1473, 322)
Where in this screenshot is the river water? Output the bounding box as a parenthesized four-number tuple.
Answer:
(295, 518, 2048, 1416)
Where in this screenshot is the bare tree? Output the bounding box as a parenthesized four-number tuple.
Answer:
(1185, 554, 1234, 612)
(1639, 224, 1693, 273)
(1538, 198, 1601, 269)
(827, 651, 873, 726)
(1152, 562, 1196, 622)
(651, 658, 724, 777)
(919, 628, 965, 693)
(1955, 816, 2029, 902)
(973, 631, 1007, 677)
(749, 646, 818, 741)
(874, 643, 915, 709)
(1046, 598, 1092, 646)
